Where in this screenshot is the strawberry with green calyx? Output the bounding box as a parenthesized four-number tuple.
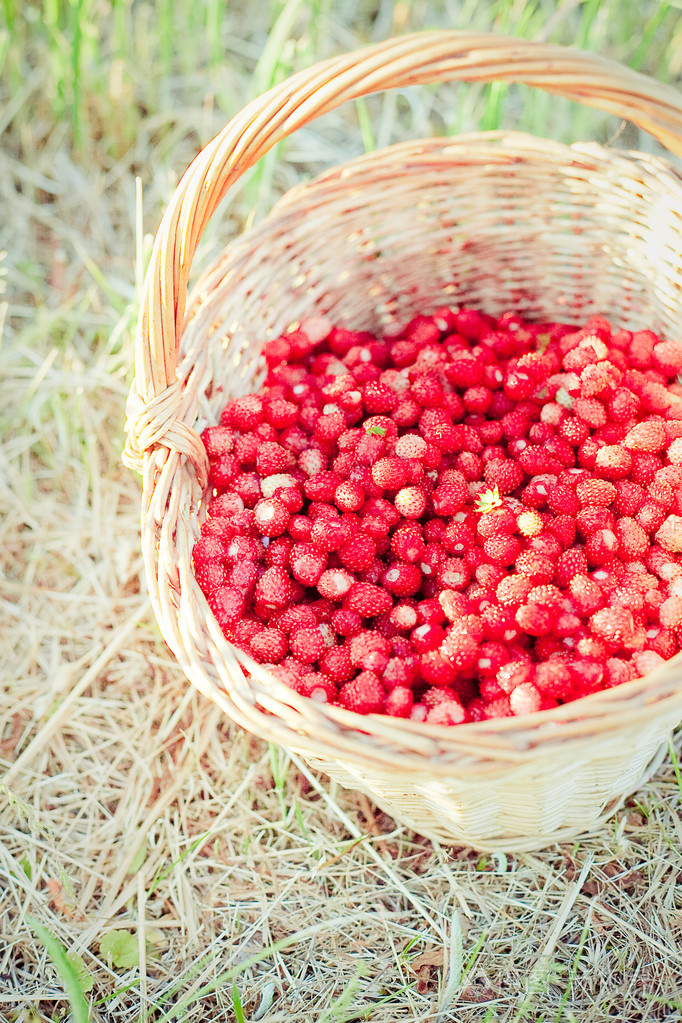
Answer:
(474, 484, 503, 515)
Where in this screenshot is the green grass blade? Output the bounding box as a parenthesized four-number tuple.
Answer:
(70, 0, 85, 148)
(232, 983, 247, 1023)
(27, 916, 90, 1023)
(355, 96, 376, 153)
(147, 830, 211, 897)
(553, 922, 590, 1023)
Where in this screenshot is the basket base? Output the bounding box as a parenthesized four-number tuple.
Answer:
(305, 735, 671, 853)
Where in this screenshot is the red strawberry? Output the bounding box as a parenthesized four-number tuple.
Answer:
(250, 628, 288, 663)
(656, 515, 682, 553)
(624, 420, 667, 452)
(338, 672, 385, 713)
(394, 486, 427, 519)
(350, 631, 391, 672)
(589, 608, 640, 648)
(343, 582, 393, 617)
(384, 686, 414, 717)
(317, 568, 355, 602)
(515, 603, 554, 636)
(254, 567, 291, 611)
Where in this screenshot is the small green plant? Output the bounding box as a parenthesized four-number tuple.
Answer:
(99, 930, 139, 970)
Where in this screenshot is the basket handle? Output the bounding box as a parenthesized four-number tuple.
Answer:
(123, 30, 682, 480)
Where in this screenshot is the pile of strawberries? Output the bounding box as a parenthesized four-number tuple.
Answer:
(193, 307, 682, 725)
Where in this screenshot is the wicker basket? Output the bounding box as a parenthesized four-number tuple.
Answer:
(124, 32, 682, 851)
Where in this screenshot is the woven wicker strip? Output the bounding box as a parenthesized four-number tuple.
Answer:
(124, 32, 682, 849)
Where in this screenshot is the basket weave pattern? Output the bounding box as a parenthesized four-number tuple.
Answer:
(125, 33, 682, 850)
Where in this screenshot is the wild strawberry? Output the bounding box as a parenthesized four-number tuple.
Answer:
(483, 459, 524, 494)
(574, 396, 607, 428)
(481, 604, 521, 644)
(253, 498, 291, 537)
(515, 550, 554, 584)
(624, 419, 667, 452)
(516, 510, 543, 538)
(331, 608, 362, 638)
(509, 683, 543, 716)
(384, 686, 414, 717)
(210, 586, 246, 628)
(298, 448, 326, 477)
(660, 595, 682, 628)
(515, 603, 554, 636)
(608, 387, 640, 422)
(224, 536, 263, 568)
(370, 457, 409, 491)
(496, 658, 534, 693)
(317, 568, 355, 602)
(227, 394, 264, 430)
(589, 607, 639, 648)
(520, 476, 556, 509)
(385, 652, 419, 689)
(483, 534, 522, 566)
(615, 517, 648, 559)
(228, 558, 259, 595)
(476, 505, 517, 539)
(339, 533, 376, 572)
(289, 544, 327, 587)
(652, 340, 682, 373)
(250, 628, 289, 663)
(603, 657, 637, 688)
(594, 444, 632, 480)
(559, 416, 590, 446)
(534, 660, 574, 699)
(289, 626, 326, 664)
(201, 425, 236, 460)
(348, 631, 390, 673)
(630, 452, 663, 484)
(343, 582, 392, 617)
(409, 623, 445, 655)
(576, 478, 616, 507)
(431, 479, 468, 515)
(333, 480, 365, 512)
(585, 528, 620, 566)
(475, 642, 510, 679)
(568, 574, 604, 615)
(379, 561, 421, 596)
(656, 515, 682, 553)
(426, 700, 467, 725)
(646, 626, 679, 659)
(338, 672, 386, 714)
(193, 559, 229, 595)
(394, 486, 427, 519)
(415, 597, 446, 626)
(546, 484, 579, 517)
(631, 650, 666, 677)
(265, 397, 299, 428)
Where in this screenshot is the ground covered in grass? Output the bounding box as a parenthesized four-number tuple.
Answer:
(3, 1, 682, 1020)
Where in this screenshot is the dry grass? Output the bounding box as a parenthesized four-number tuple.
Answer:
(3, 1, 682, 1020)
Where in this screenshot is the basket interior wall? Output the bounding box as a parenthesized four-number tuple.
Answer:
(180, 135, 682, 433)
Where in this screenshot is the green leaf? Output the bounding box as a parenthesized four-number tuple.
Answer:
(65, 951, 95, 994)
(364, 423, 386, 436)
(26, 916, 90, 1023)
(474, 484, 502, 515)
(128, 842, 147, 874)
(99, 930, 140, 969)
